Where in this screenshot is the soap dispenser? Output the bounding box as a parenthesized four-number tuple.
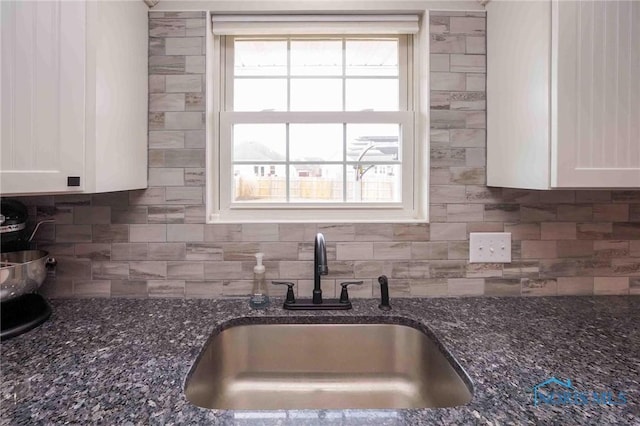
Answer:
(250, 253, 269, 309)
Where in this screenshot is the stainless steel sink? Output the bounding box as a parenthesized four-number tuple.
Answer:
(184, 320, 473, 410)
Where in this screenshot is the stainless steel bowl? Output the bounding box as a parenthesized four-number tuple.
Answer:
(0, 250, 49, 302)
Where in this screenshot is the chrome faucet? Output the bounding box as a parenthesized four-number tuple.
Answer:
(313, 233, 328, 304)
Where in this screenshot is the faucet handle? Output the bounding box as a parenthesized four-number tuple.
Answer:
(272, 281, 296, 304)
(339, 281, 363, 303)
(377, 275, 391, 311)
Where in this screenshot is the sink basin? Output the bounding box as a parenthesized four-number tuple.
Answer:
(184, 319, 473, 410)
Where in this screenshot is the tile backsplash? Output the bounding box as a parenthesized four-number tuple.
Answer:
(15, 11, 640, 299)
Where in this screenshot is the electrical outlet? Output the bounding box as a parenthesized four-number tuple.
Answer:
(469, 232, 511, 263)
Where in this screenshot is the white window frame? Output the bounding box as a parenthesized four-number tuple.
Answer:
(206, 16, 429, 224)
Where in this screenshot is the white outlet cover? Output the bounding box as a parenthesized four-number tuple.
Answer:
(469, 232, 512, 263)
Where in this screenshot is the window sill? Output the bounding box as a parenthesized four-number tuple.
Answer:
(207, 207, 427, 224)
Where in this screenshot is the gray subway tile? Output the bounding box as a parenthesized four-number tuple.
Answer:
(430, 54, 450, 72)
(149, 75, 165, 93)
(185, 93, 205, 111)
(148, 280, 185, 298)
(430, 35, 466, 54)
(130, 261, 167, 280)
(111, 280, 148, 298)
(149, 19, 186, 37)
(92, 225, 128, 243)
(149, 93, 185, 112)
(164, 149, 206, 167)
(75, 243, 111, 261)
(149, 38, 165, 56)
(148, 206, 186, 224)
(186, 243, 223, 261)
(164, 112, 205, 130)
(73, 280, 111, 298)
(185, 19, 206, 36)
(55, 225, 92, 243)
(163, 12, 205, 19)
(431, 72, 466, 91)
(149, 56, 186, 74)
(450, 17, 486, 35)
(167, 224, 204, 242)
(148, 168, 185, 187)
(92, 262, 129, 280)
(165, 75, 202, 93)
(165, 37, 203, 55)
(185, 56, 206, 74)
(165, 187, 203, 205)
(112, 243, 148, 261)
(149, 131, 185, 149)
(167, 261, 205, 280)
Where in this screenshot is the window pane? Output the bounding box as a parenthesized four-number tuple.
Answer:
(234, 79, 287, 111)
(233, 124, 286, 162)
(346, 40, 398, 76)
(291, 40, 342, 76)
(346, 164, 401, 202)
(345, 79, 398, 111)
(233, 164, 287, 202)
(290, 124, 343, 162)
(225, 36, 410, 212)
(289, 165, 343, 202)
(290, 79, 342, 111)
(235, 40, 287, 76)
(346, 124, 400, 162)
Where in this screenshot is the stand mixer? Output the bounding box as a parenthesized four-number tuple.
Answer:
(1, 199, 55, 340)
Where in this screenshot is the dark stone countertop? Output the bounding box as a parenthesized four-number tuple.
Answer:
(1, 296, 639, 425)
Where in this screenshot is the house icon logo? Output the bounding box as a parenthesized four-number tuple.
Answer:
(533, 377, 573, 406)
(532, 377, 627, 406)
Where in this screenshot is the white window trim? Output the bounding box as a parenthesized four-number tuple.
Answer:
(205, 13, 430, 224)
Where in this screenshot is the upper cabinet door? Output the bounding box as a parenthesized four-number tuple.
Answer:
(487, 0, 639, 190)
(486, 0, 552, 190)
(553, 0, 640, 187)
(1, 0, 86, 194)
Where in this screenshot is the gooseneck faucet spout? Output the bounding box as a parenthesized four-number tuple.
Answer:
(277, 232, 355, 310)
(313, 233, 328, 304)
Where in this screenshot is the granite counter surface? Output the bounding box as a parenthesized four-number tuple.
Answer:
(1, 297, 639, 425)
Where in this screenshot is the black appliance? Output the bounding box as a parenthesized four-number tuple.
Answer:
(1, 199, 52, 340)
(0, 199, 30, 251)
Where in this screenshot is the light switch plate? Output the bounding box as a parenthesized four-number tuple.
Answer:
(469, 232, 511, 263)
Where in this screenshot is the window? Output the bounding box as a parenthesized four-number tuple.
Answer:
(208, 15, 427, 223)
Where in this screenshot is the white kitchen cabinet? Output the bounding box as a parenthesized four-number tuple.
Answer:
(0, 0, 148, 195)
(487, 0, 640, 189)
